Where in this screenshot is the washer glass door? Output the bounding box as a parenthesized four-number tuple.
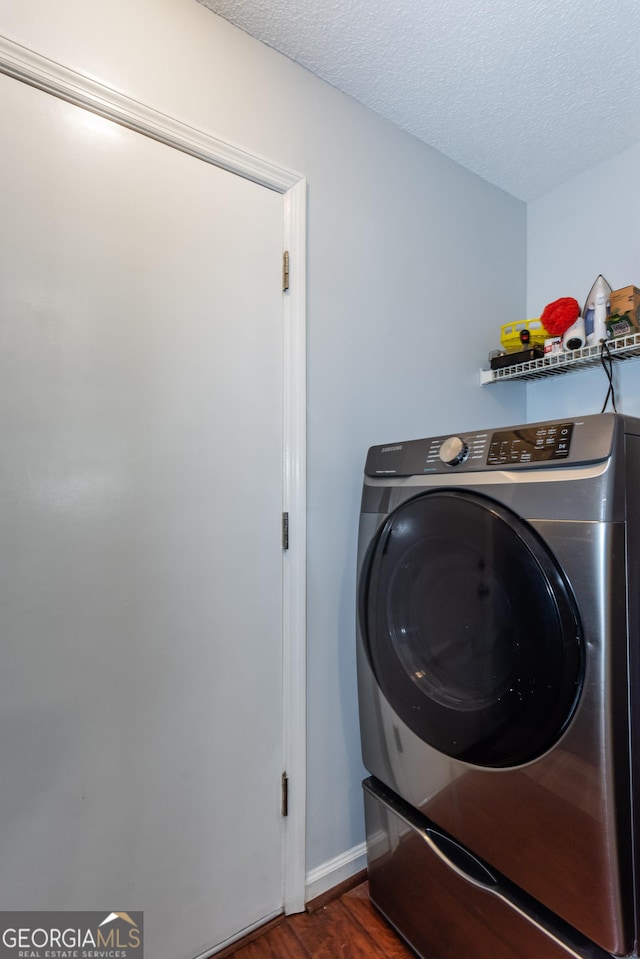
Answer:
(361, 490, 583, 767)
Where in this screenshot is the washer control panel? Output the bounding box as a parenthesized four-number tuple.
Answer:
(364, 415, 616, 477)
(487, 423, 573, 465)
(438, 436, 469, 465)
(425, 433, 489, 468)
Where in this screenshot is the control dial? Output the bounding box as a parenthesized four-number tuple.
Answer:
(439, 436, 468, 466)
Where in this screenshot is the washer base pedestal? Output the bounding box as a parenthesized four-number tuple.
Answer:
(363, 778, 613, 959)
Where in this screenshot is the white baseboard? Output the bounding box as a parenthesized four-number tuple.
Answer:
(304, 841, 368, 903)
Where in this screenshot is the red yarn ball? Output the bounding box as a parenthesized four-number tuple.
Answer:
(540, 297, 580, 336)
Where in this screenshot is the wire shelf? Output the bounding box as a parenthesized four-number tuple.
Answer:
(480, 332, 640, 385)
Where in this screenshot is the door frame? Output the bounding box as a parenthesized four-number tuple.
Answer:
(0, 33, 307, 914)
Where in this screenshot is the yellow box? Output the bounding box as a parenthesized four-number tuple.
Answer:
(500, 318, 548, 353)
(610, 286, 640, 328)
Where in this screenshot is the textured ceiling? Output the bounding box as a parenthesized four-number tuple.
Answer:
(196, 0, 640, 201)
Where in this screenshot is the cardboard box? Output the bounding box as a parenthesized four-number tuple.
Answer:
(610, 286, 640, 329)
(606, 314, 636, 339)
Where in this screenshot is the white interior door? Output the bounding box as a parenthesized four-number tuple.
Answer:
(0, 72, 286, 959)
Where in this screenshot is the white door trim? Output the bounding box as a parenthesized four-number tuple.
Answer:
(0, 34, 307, 915)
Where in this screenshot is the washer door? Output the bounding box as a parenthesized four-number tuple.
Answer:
(360, 490, 583, 767)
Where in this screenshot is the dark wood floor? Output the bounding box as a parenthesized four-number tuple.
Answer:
(223, 881, 414, 959)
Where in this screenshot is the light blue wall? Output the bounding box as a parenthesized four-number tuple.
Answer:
(2, 0, 527, 878)
(527, 142, 640, 421)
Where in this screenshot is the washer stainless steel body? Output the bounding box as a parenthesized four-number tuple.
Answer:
(357, 413, 640, 959)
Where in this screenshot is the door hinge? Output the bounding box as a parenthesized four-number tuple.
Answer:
(281, 771, 289, 817)
(282, 511, 289, 550)
(282, 250, 290, 292)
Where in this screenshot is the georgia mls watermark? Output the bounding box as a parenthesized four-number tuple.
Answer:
(0, 912, 143, 959)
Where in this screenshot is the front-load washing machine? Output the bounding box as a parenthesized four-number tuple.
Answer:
(356, 413, 640, 959)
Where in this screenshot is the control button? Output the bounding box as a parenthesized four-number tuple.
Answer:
(439, 436, 469, 466)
